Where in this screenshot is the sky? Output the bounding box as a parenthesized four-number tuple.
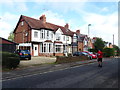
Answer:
(0, 0, 119, 46)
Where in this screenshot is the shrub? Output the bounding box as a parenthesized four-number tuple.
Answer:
(103, 48, 115, 57)
(1, 51, 20, 69)
(68, 53, 72, 57)
(88, 49, 97, 53)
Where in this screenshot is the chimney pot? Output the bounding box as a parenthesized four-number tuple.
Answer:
(76, 30, 80, 34)
(39, 14, 46, 23)
(64, 23, 69, 29)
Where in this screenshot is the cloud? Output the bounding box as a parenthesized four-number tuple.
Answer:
(0, 1, 28, 12)
(101, 7, 109, 12)
(32, 10, 66, 26)
(80, 11, 118, 45)
(0, 12, 19, 39)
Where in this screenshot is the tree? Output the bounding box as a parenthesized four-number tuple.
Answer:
(8, 31, 14, 41)
(103, 48, 115, 57)
(113, 45, 120, 56)
(94, 38, 105, 51)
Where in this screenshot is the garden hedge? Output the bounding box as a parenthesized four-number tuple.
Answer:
(1, 51, 20, 69)
(103, 48, 115, 57)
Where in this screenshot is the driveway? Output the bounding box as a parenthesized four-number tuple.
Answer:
(19, 56, 56, 67)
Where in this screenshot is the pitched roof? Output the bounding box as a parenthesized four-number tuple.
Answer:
(14, 15, 74, 36)
(0, 37, 18, 44)
(77, 34, 87, 42)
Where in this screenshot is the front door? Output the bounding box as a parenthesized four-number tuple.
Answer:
(33, 44, 38, 56)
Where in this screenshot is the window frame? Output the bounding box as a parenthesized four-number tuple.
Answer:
(34, 31, 38, 38)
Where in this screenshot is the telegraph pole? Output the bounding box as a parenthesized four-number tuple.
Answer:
(113, 34, 114, 45)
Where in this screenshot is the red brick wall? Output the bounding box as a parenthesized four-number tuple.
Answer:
(39, 53, 63, 57)
(14, 20, 31, 43)
(55, 53, 64, 56)
(78, 42, 83, 51)
(39, 53, 54, 57)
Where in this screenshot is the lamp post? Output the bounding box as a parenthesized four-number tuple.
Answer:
(88, 24, 91, 37)
(113, 34, 114, 45)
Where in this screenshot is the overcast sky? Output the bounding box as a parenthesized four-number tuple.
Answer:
(0, 0, 119, 45)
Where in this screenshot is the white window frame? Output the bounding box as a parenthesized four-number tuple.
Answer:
(67, 36, 69, 41)
(55, 45, 62, 53)
(21, 21, 24, 26)
(56, 33, 61, 41)
(34, 31, 38, 38)
(40, 43, 53, 53)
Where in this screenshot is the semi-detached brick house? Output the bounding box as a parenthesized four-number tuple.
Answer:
(13, 15, 74, 56)
(72, 30, 91, 52)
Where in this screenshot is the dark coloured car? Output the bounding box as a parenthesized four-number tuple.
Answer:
(15, 49, 31, 60)
(73, 52, 83, 56)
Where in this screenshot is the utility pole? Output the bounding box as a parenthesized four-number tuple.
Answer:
(113, 34, 114, 45)
(88, 24, 91, 37)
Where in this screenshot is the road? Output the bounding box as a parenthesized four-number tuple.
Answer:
(2, 58, 119, 88)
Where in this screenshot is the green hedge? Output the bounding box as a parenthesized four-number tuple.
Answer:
(1, 52, 20, 69)
(103, 48, 115, 57)
(55, 56, 89, 64)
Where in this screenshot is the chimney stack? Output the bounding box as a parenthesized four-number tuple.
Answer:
(76, 30, 80, 34)
(39, 14, 46, 23)
(64, 23, 69, 29)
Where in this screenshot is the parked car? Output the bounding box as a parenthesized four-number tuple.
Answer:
(15, 49, 31, 60)
(81, 52, 92, 60)
(73, 51, 92, 60)
(83, 51, 97, 59)
(73, 51, 82, 56)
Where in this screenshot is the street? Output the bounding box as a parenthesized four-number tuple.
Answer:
(2, 58, 119, 88)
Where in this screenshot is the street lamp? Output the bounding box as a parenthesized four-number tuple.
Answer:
(88, 24, 91, 37)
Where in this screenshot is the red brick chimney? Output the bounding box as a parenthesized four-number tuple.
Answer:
(39, 14, 46, 23)
(76, 30, 80, 34)
(64, 23, 69, 29)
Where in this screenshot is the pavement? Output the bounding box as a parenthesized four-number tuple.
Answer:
(2, 57, 117, 81)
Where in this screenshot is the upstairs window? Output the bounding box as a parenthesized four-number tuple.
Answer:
(67, 36, 69, 41)
(51, 33, 53, 39)
(34, 31, 38, 38)
(56, 33, 60, 41)
(47, 31, 49, 39)
(21, 21, 24, 26)
(63, 36, 66, 41)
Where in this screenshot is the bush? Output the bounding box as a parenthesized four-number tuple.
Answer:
(103, 48, 115, 57)
(1, 52, 20, 69)
(55, 56, 89, 64)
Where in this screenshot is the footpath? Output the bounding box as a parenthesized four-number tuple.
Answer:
(2, 57, 116, 81)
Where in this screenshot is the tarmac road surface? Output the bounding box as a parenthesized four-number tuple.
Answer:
(2, 58, 119, 88)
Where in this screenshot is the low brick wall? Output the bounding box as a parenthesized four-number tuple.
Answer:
(55, 56, 89, 64)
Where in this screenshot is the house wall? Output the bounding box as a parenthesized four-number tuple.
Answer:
(14, 21, 31, 43)
(78, 42, 83, 51)
(31, 29, 54, 42)
(14, 18, 73, 56)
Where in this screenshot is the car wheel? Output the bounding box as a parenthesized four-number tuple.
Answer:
(90, 57, 92, 60)
(28, 57, 31, 60)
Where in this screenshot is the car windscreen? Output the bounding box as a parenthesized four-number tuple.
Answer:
(89, 52, 93, 54)
(82, 52, 88, 55)
(21, 50, 29, 53)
